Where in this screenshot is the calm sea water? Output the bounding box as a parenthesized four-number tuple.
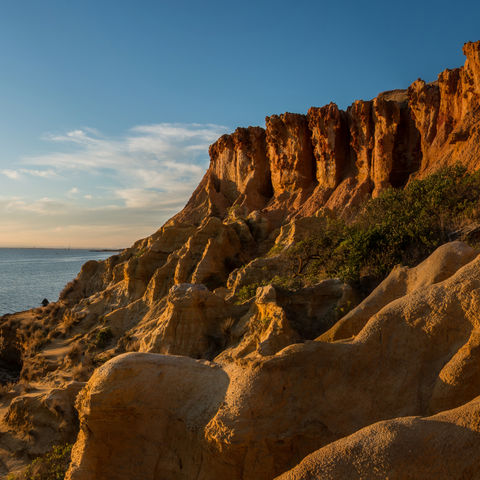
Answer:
(0, 248, 114, 315)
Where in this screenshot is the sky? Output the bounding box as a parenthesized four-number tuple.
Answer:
(0, 0, 479, 248)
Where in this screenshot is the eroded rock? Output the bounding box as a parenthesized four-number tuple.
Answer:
(275, 397, 480, 480)
(67, 245, 480, 480)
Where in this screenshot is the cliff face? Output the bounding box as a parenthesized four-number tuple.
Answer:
(60, 42, 480, 311)
(408, 43, 480, 174)
(208, 126, 272, 210)
(160, 41, 479, 228)
(2, 42, 480, 479)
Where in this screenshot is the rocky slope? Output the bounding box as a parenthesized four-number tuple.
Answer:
(1, 41, 480, 478)
(65, 241, 480, 480)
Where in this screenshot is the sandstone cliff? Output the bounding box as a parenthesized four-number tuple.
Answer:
(66, 242, 480, 480)
(57, 41, 480, 315)
(1, 42, 480, 479)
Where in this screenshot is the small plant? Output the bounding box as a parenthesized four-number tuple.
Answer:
(254, 315, 272, 331)
(235, 280, 272, 302)
(20, 443, 72, 480)
(220, 317, 236, 341)
(0, 382, 14, 397)
(95, 327, 113, 349)
(122, 332, 133, 342)
(335, 300, 354, 319)
(235, 284, 259, 302)
(31, 328, 50, 353)
(267, 243, 284, 256)
(71, 352, 95, 381)
(66, 343, 82, 362)
(59, 279, 77, 300)
(270, 274, 304, 290)
(226, 204, 244, 219)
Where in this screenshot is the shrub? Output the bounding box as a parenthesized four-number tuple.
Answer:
(235, 283, 261, 302)
(58, 279, 77, 300)
(341, 165, 480, 282)
(271, 165, 480, 289)
(95, 327, 113, 349)
(18, 443, 72, 480)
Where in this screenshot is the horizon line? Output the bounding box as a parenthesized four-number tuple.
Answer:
(0, 246, 126, 250)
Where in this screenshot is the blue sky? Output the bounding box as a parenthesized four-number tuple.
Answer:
(0, 0, 479, 247)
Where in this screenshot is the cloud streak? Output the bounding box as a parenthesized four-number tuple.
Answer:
(32, 122, 225, 171)
(27, 122, 227, 202)
(0, 122, 230, 247)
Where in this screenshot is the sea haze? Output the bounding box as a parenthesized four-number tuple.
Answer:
(0, 248, 113, 315)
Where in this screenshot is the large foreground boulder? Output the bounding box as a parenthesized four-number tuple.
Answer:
(275, 397, 480, 479)
(67, 353, 232, 480)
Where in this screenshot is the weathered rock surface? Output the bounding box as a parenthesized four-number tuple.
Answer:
(320, 240, 478, 342)
(138, 283, 241, 359)
(66, 354, 231, 480)
(66, 244, 480, 479)
(308, 103, 349, 192)
(266, 113, 315, 195)
(275, 397, 480, 480)
(5, 382, 84, 453)
(209, 127, 272, 210)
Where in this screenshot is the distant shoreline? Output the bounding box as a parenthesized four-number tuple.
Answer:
(0, 247, 125, 251)
(89, 249, 125, 252)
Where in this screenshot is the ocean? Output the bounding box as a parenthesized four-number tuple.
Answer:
(0, 248, 114, 316)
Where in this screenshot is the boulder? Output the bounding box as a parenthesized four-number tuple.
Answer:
(320, 241, 477, 342)
(275, 397, 480, 480)
(66, 353, 231, 480)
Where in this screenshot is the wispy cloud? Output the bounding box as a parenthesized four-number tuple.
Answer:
(0, 122, 230, 247)
(23, 169, 58, 178)
(27, 123, 227, 193)
(1, 169, 20, 180)
(31, 122, 226, 173)
(1, 168, 58, 180)
(5, 197, 66, 215)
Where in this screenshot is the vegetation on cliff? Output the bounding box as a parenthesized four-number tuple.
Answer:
(242, 166, 480, 296)
(7, 444, 72, 480)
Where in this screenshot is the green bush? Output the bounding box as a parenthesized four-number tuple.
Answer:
(16, 443, 72, 480)
(235, 283, 262, 302)
(95, 327, 113, 348)
(280, 165, 480, 287)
